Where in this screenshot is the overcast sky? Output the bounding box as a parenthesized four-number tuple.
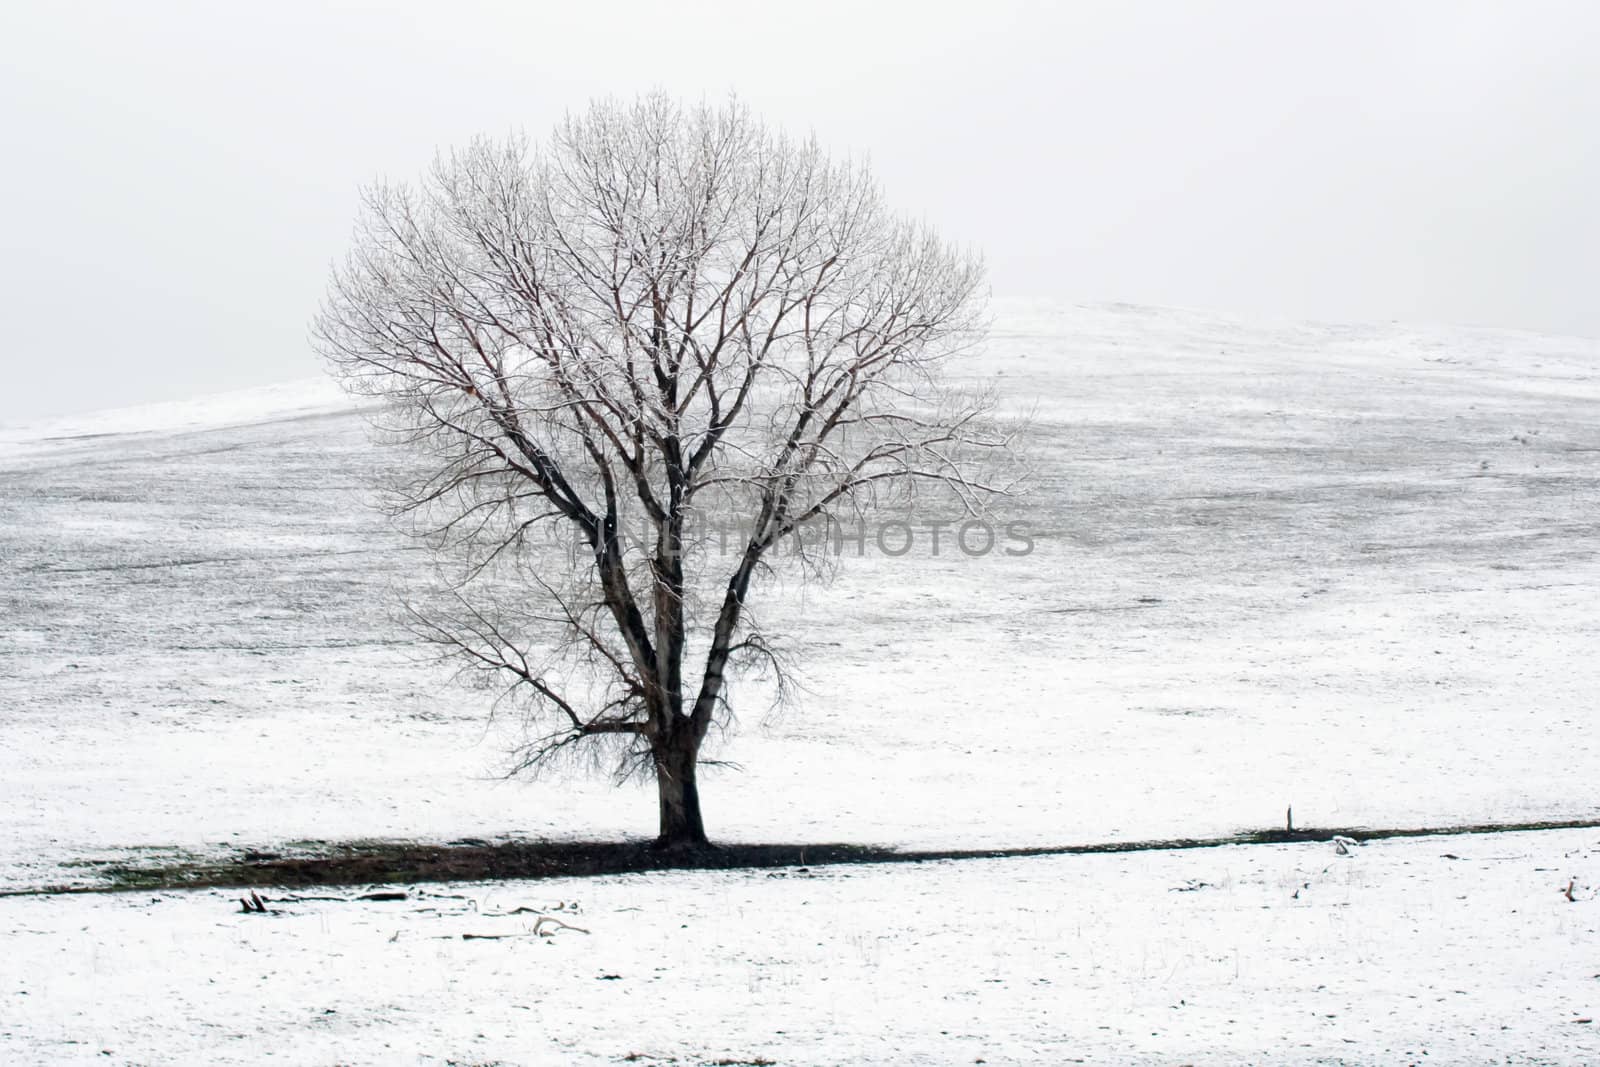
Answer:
(1, 1, 1596, 422)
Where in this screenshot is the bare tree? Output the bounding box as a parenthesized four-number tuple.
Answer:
(314, 94, 1010, 848)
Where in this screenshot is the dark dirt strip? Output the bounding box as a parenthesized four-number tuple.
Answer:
(7, 817, 1599, 898)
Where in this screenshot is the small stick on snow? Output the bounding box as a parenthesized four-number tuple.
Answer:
(533, 915, 590, 936)
(437, 914, 592, 941)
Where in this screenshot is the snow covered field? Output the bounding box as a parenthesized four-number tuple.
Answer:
(4, 831, 1599, 1064)
(4, 301, 1598, 881)
(3, 300, 1599, 1062)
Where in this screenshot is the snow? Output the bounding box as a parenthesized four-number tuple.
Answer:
(3, 299, 1599, 1062)
(0, 377, 353, 465)
(3, 831, 1598, 1064)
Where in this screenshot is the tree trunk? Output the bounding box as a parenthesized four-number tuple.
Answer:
(653, 734, 709, 849)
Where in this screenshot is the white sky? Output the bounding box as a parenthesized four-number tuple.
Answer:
(1, 0, 1596, 422)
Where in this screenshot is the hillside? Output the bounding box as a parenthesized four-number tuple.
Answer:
(3, 300, 1598, 890)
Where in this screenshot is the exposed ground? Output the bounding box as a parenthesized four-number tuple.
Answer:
(9, 819, 1600, 898)
(2, 300, 1598, 1062)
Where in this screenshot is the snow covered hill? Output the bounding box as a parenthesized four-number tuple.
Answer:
(6, 300, 1600, 1065)
(3, 300, 1599, 891)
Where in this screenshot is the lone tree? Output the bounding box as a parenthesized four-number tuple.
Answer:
(315, 95, 1009, 848)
